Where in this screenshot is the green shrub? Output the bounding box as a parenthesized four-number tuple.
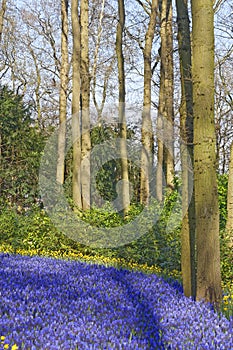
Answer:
(0, 86, 46, 209)
(217, 173, 228, 230)
(0, 208, 22, 250)
(220, 229, 233, 286)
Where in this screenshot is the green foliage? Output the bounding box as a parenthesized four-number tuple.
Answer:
(153, 181, 182, 272)
(64, 122, 141, 206)
(95, 160, 119, 202)
(0, 86, 46, 209)
(0, 206, 82, 254)
(217, 174, 232, 288)
(0, 208, 21, 250)
(90, 123, 121, 204)
(217, 173, 228, 229)
(220, 229, 233, 286)
(77, 202, 124, 227)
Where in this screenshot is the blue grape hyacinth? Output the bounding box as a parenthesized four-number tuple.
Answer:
(0, 253, 232, 349)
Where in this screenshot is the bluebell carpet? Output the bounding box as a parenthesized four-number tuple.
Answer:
(0, 253, 232, 349)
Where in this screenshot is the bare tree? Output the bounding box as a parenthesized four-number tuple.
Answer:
(157, 0, 174, 199)
(90, 0, 115, 120)
(116, 0, 130, 215)
(0, 0, 6, 42)
(71, 0, 82, 208)
(1, 2, 62, 127)
(156, 0, 174, 201)
(56, 0, 69, 185)
(80, 0, 91, 210)
(140, 0, 158, 205)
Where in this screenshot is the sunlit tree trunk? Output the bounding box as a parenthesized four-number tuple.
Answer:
(140, 0, 158, 205)
(91, 0, 114, 122)
(176, 0, 196, 298)
(72, 0, 82, 208)
(156, 0, 174, 200)
(56, 0, 69, 185)
(226, 142, 233, 246)
(28, 45, 42, 123)
(156, 43, 164, 203)
(156, 42, 164, 202)
(0, 0, 6, 42)
(116, 0, 130, 216)
(80, 0, 91, 210)
(161, 0, 174, 192)
(192, 0, 222, 304)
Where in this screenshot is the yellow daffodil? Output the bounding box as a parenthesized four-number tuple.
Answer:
(11, 344, 19, 350)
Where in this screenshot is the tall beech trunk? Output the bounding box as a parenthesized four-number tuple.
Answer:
(162, 0, 174, 192)
(56, 0, 69, 185)
(140, 0, 158, 206)
(116, 0, 130, 216)
(80, 0, 91, 210)
(71, 0, 82, 208)
(176, 0, 196, 298)
(192, 0, 222, 304)
(156, 0, 174, 200)
(162, 0, 174, 189)
(0, 0, 6, 42)
(156, 43, 164, 203)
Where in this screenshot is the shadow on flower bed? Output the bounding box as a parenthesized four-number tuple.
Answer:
(0, 253, 232, 350)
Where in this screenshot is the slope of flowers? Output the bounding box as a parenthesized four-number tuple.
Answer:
(0, 253, 232, 349)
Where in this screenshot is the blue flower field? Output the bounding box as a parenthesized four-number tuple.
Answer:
(0, 253, 233, 349)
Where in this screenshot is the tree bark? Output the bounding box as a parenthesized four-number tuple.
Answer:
(80, 0, 91, 210)
(116, 0, 130, 216)
(56, 0, 69, 185)
(161, 0, 174, 192)
(226, 142, 233, 246)
(156, 0, 174, 200)
(0, 0, 6, 42)
(192, 0, 222, 304)
(155, 123, 163, 202)
(71, 0, 82, 208)
(140, 0, 158, 206)
(176, 0, 196, 298)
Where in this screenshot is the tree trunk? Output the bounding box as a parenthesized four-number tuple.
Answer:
(226, 142, 233, 246)
(0, 0, 6, 42)
(140, 0, 158, 206)
(176, 0, 196, 298)
(192, 0, 222, 304)
(56, 0, 69, 185)
(80, 0, 91, 210)
(156, 0, 174, 200)
(155, 126, 163, 202)
(116, 0, 130, 216)
(161, 0, 174, 192)
(71, 0, 82, 208)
